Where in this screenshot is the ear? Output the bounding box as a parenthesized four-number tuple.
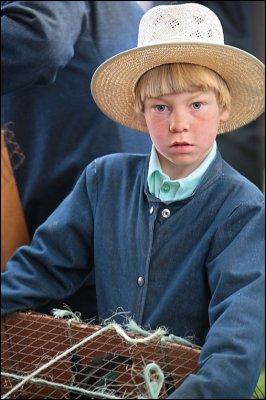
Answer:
(219, 108, 230, 122)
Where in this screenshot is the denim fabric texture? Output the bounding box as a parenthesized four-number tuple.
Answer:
(2, 151, 265, 398)
(1, 1, 151, 237)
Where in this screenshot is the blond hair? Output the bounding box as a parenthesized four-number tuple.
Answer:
(135, 63, 231, 114)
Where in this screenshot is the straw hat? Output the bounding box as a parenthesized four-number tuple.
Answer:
(91, 3, 265, 134)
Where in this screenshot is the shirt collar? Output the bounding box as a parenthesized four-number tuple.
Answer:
(147, 141, 217, 201)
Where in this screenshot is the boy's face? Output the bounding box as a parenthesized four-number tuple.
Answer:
(143, 90, 229, 179)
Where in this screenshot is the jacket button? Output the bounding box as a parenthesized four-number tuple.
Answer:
(137, 277, 144, 287)
(162, 208, 171, 218)
(149, 206, 154, 214)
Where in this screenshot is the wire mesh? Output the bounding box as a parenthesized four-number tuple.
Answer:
(1, 312, 200, 399)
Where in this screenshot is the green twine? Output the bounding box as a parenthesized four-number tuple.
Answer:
(49, 309, 201, 399)
(143, 363, 164, 399)
(167, 334, 201, 349)
(52, 305, 81, 322)
(127, 319, 201, 349)
(126, 319, 168, 337)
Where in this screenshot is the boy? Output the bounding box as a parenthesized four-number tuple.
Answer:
(1, 4, 265, 398)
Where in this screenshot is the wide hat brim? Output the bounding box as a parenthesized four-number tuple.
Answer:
(91, 42, 265, 134)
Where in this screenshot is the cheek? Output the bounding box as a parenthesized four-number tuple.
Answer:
(146, 114, 169, 132)
(199, 112, 221, 132)
(145, 122, 166, 145)
(144, 115, 159, 133)
(147, 121, 168, 144)
(193, 117, 219, 146)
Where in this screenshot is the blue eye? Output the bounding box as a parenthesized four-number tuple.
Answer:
(192, 102, 203, 110)
(155, 105, 167, 112)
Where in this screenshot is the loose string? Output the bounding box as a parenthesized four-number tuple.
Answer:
(2, 322, 166, 399)
(3, 310, 201, 399)
(1, 372, 121, 399)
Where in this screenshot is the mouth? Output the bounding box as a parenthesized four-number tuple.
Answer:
(169, 142, 193, 153)
(170, 141, 192, 148)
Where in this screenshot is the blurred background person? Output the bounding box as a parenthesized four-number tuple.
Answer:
(1, 1, 151, 319)
(137, 0, 265, 190)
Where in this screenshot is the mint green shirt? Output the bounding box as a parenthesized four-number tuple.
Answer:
(148, 141, 217, 201)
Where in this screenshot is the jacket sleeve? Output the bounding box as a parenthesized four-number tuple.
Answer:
(168, 200, 265, 399)
(1, 163, 97, 316)
(1, 0, 89, 93)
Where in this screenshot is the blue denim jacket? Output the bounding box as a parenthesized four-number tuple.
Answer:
(1, 0, 151, 236)
(2, 151, 265, 398)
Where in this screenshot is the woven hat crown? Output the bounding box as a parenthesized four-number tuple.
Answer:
(138, 3, 224, 47)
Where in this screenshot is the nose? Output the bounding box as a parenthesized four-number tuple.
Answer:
(169, 110, 189, 133)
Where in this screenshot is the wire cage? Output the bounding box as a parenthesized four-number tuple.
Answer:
(1, 312, 200, 399)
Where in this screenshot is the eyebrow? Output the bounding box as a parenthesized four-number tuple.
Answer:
(149, 91, 210, 102)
